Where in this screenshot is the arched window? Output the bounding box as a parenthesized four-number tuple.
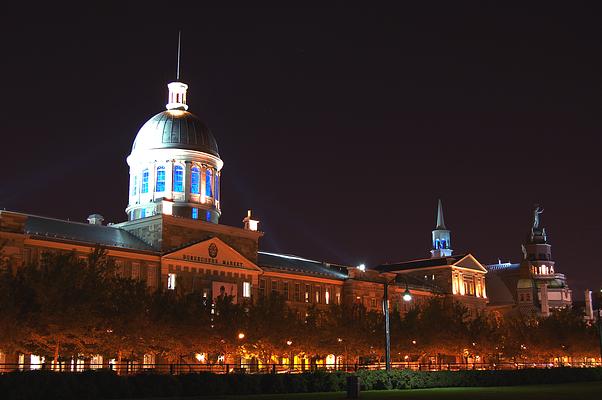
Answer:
(173, 165, 184, 192)
(192, 207, 198, 219)
(131, 175, 138, 196)
(141, 169, 149, 193)
(205, 169, 213, 197)
(155, 166, 166, 192)
(435, 239, 440, 249)
(441, 239, 447, 249)
(191, 166, 200, 194)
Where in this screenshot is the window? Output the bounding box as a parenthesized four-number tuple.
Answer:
(315, 286, 321, 303)
(294, 283, 301, 302)
(192, 208, 198, 219)
(142, 169, 149, 193)
(155, 166, 166, 192)
(441, 239, 447, 249)
(167, 273, 176, 290)
(259, 279, 266, 297)
(335, 290, 341, 305)
(206, 210, 211, 222)
(243, 282, 251, 298)
(305, 284, 310, 303)
(173, 165, 184, 192)
(435, 239, 440, 249)
(325, 287, 330, 305)
(131, 175, 137, 196)
(271, 280, 278, 296)
(205, 169, 213, 197)
(283, 282, 289, 300)
(191, 166, 200, 194)
(370, 298, 377, 308)
(140, 208, 146, 218)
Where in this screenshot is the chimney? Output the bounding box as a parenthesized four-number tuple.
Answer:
(540, 282, 550, 317)
(585, 290, 594, 321)
(87, 214, 104, 226)
(242, 210, 259, 231)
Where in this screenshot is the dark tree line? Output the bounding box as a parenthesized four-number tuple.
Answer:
(0, 247, 599, 366)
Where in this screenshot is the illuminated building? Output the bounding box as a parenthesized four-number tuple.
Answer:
(486, 207, 572, 316)
(372, 200, 489, 312)
(0, 70, 488, 370)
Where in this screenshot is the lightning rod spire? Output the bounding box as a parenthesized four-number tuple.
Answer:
(176, 30, 182, 81)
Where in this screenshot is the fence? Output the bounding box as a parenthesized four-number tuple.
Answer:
(1, 360, 601, 375)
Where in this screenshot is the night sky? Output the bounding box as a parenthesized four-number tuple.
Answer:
(1, 4, 601, 299)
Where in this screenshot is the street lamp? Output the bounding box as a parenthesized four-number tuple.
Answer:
(238, 332, 245, 340)
(383, 275, 412, 372)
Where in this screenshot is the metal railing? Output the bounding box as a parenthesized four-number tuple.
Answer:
(1, 360, 600, 375)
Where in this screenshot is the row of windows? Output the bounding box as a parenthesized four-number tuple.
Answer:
(132, 165, 218, 198)
(258, 279, 340, 305)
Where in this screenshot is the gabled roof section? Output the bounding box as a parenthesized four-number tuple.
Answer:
(452, 254, 488, 273)
(258, 252, 348, 280)
(373, 254, 468, 273)
(373, 253, 487, 273)
(24, 215, 155, 252)
(164, 237, 261, 271)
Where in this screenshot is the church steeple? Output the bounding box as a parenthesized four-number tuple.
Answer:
(431, 199, 453, 258)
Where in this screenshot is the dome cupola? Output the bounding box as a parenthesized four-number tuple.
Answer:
(126, 70, 223, 223)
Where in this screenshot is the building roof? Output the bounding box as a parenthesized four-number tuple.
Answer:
(132, 110, 219, 157)
(25, 215, 156, 252)
(258, 251, 348, 280)
(373, 254, 472, 273)
(486, 262, 520, 272)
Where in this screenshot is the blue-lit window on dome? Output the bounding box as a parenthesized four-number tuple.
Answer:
(131, 175, 137, 196)
(441, 239, 447, 249)
(156, 166, 166, 192)
(206, 210, 211, 222)
(435, 239, 440, 249)
(192, 208, 198, 219)
(173, 165, 184, 192)
(142, 170, 149, 193)
(140, 208, 146, 218)
(206, 169, 213, 197)
(191, 166, 200, 194)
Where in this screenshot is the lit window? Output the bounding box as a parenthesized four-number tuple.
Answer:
(243, 282, 251, 298)
(192, 208, 198, 219)
(305, 284, 310, 303)
(315, 287, 321, 303)
(259, 279, 266, 297)
(167, 273, 176, 290)
(191, 166, 200, 194)
(173, 165, 184, 192)
(206, 210, 211, 222)
(142, 169, 149, 193)
(441, 239, 447, 249)
(435, 239, 440, 249)
(206, 169, 213, 197)
(140, 208, 146, 218)
(325, 288, 330, 304)
(283, 282, 289, 300)
(156, 166, 166, 192)
(131, 175, 137, 196)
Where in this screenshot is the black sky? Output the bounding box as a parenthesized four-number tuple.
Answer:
(1, 4, 601, 299)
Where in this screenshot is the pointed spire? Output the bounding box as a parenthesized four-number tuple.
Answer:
(176, 30, 182, 81)
(436, 199, 446, 230)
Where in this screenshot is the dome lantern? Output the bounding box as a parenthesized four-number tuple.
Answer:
(166, 81, 189, 111)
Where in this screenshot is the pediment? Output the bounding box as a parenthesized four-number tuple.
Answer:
(452, 254, 488, 273)
(163, 237, 261, 272)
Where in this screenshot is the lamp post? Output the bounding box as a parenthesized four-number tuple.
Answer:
(383, 275, 412, 372)
(597, 310, 602, 364)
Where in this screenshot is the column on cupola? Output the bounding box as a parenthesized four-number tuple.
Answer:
(216, 170, 221, 210)
(184, 161, 192, 203)
(165, 160, 174, 200)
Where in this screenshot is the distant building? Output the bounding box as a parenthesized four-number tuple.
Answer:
(372, 200, 489, 312)
(486, 207, 572, 316)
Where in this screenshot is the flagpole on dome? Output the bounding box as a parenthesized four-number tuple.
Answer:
(166, 30, 188, 111)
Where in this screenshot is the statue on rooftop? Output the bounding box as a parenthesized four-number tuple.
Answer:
(533, 205, 544, 229)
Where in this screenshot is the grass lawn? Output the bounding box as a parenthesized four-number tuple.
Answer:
(149, 381, 602, 400)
